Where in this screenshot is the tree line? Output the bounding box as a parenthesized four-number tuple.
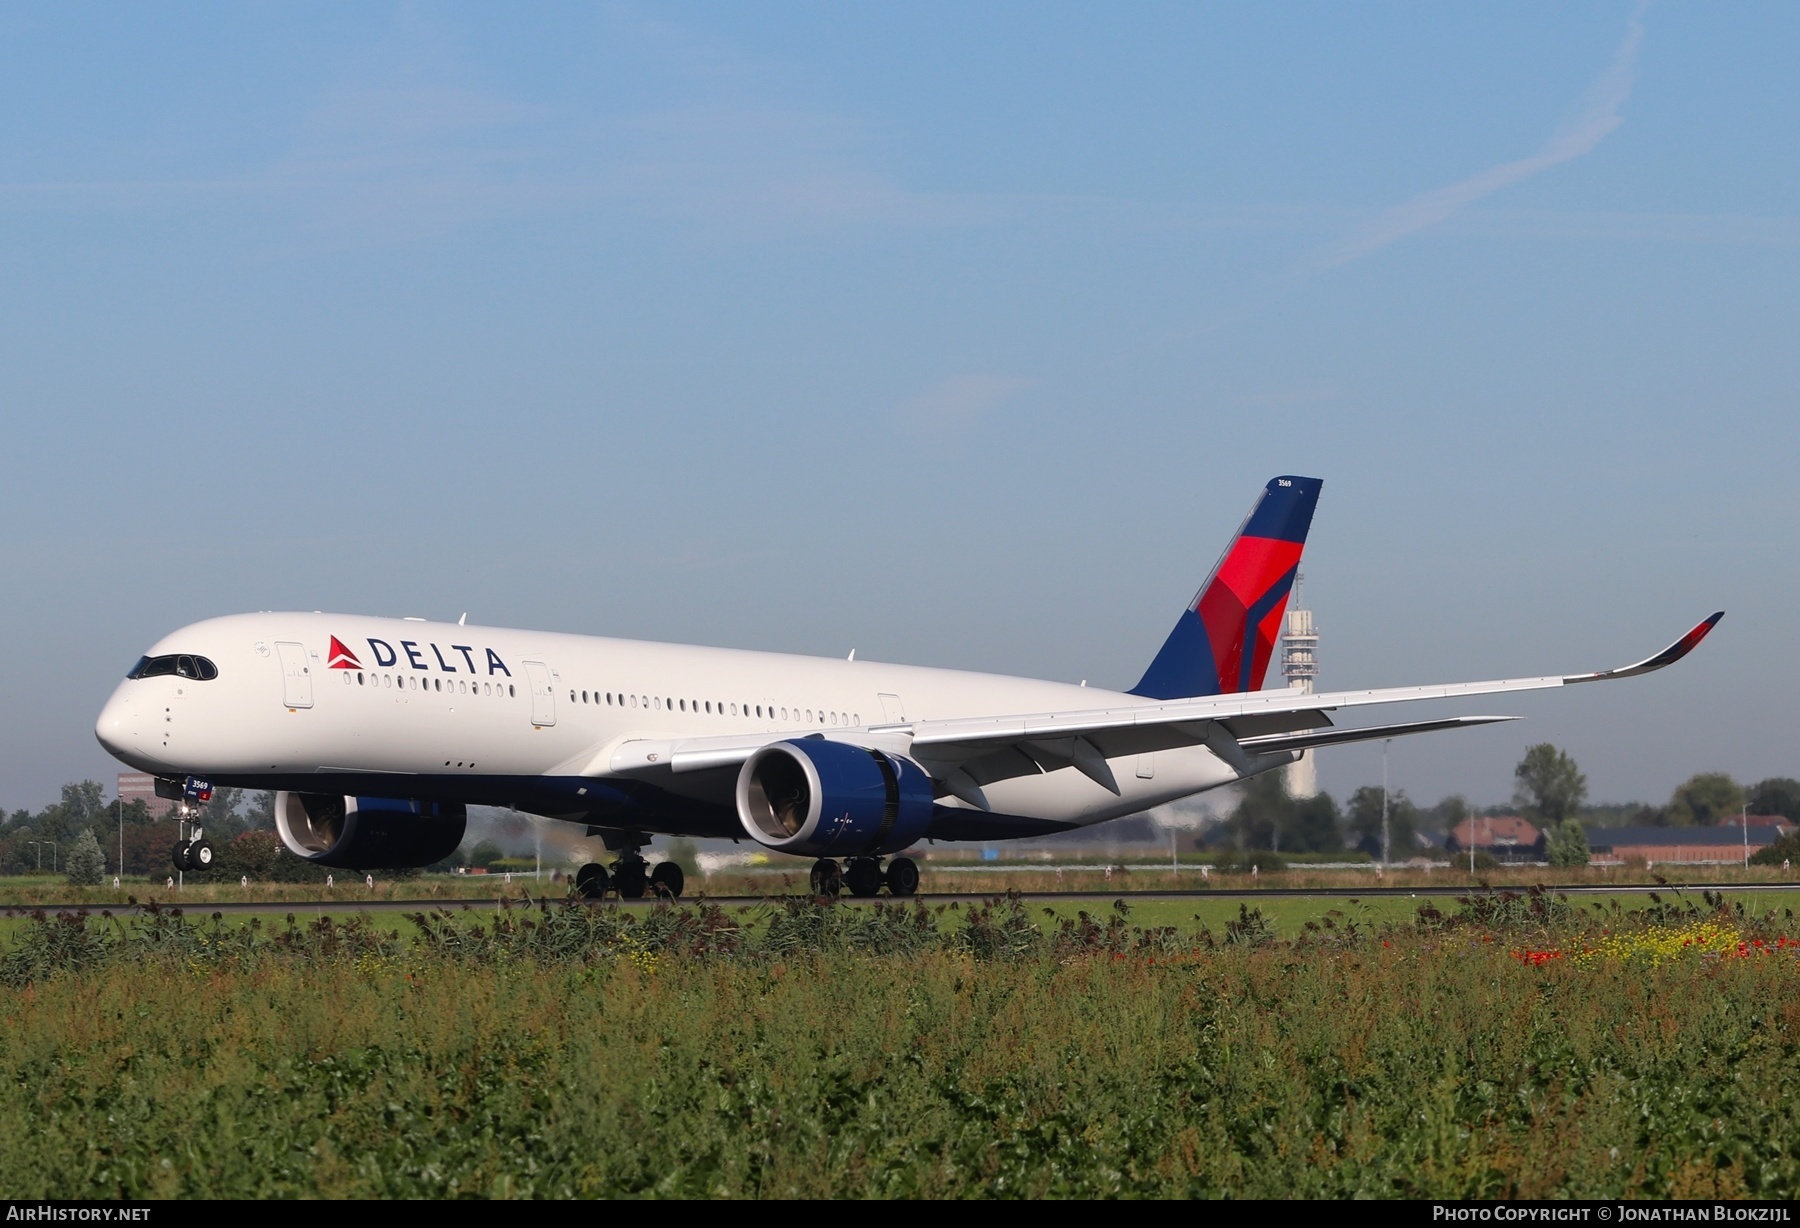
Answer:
(0, 784, 545, 882)
(1221, 743, 1800, 858)
(6, 746, 1798, 879)
(0, 783, 278, 880)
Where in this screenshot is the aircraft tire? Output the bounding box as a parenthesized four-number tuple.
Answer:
(844, 857, 883, 898)
(809, 858, 842, 898)
(575, 862, 609, 900)
(170, 841, 192, 873)
(650, 861, 684, 899)
(190, 840, 215, 870)
(884, 857, 920, 898)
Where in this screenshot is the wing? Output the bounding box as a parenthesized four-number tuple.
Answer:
(602, 613, 1722, 804)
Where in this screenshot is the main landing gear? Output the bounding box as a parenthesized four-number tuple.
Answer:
(811, 855, 919, 899)
(575, 855, 685, 900)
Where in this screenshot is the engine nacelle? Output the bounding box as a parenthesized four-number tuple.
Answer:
(735, 739, 934, 857)
(274, 792, 467, 869)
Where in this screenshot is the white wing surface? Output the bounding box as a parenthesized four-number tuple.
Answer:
(606, 613, 1722, 798)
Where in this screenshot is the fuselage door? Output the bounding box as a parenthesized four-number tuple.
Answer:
(276, 641, 314, 709)
(877, 693, 906, 723)
(522, 659, 556, 727)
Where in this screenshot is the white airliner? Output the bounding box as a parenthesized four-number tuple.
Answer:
(95, 476, 1721, 898)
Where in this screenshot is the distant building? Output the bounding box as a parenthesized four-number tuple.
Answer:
(117, 772, 176, 818)
(1584, 823, 1788, 866)
(1280, 576, 1319, 799)
(1446, 816, 1545, 862)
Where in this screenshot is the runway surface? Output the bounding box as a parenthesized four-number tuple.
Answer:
(12, 880, 1799, 916)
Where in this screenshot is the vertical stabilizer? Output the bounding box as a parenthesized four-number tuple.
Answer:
(1129, 476, 1322, 700)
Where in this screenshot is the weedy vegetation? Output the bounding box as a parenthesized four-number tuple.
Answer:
(2, 888, 1798, 1198)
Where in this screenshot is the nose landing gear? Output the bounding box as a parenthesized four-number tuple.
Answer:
(171, 833, 215, 872)
(168, 778, 218, 875)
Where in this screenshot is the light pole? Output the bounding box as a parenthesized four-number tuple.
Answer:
(29, 840, 57, 874)
(1380, 739, 1392, 866)
(118, 797, 125, 881)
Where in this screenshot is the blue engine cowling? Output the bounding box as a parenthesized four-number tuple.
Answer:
(735, 738, 934, 857)
(274, 792, 467, 869)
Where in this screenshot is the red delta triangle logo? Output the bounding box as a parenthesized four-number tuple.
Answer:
(327, 636, 363, 670)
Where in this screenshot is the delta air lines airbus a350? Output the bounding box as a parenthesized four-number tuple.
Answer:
(95, 477, 1721, 899)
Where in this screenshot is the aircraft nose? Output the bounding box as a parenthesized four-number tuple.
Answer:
(95, 686, 146, 764)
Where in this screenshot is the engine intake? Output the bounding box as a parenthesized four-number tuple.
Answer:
(274, 792, 467, 869)
(735, 739, 933, 857)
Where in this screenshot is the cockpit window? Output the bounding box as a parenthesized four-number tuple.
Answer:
(128, 654, 218, 681)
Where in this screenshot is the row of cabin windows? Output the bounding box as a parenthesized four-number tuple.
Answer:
(347, 672, 517, 698)
(571, 688, 858, 727)
(339, 667, 849, 723)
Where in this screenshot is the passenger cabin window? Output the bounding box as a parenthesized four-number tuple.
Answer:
(129, 654, 219, 681)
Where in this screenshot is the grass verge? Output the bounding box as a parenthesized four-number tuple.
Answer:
(2, 889, 1797, 1198)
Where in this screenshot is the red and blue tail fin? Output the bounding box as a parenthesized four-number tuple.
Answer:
(1130, 475, 1323, 700)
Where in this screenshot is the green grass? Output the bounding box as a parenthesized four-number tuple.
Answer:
(2, 893, 1799, 1198)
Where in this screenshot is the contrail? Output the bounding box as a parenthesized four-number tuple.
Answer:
(1321, 3, 1648, 269)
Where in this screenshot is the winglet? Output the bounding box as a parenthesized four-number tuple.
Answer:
(1566, 612, 1724, 684)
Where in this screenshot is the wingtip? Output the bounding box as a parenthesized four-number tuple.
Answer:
(1573, 610, 1725, 683)
(1679, 611, 1725, 654)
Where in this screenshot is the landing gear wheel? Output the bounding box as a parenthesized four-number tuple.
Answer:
(884, 856, 920, 898)
(650, 862, 685, 899)
(613, 858, 648, 900)
(809, 858, 843, 897)
(844, 857, 884, 898)
(171, 841, 192, 872)
(575, 862, 610, 900)
(189, 840, 215, 871)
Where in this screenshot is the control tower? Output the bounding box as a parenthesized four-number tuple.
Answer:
(1280, 575, 1319, 798)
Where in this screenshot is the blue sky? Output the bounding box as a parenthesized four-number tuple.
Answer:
(3, 2, 1796, 813)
